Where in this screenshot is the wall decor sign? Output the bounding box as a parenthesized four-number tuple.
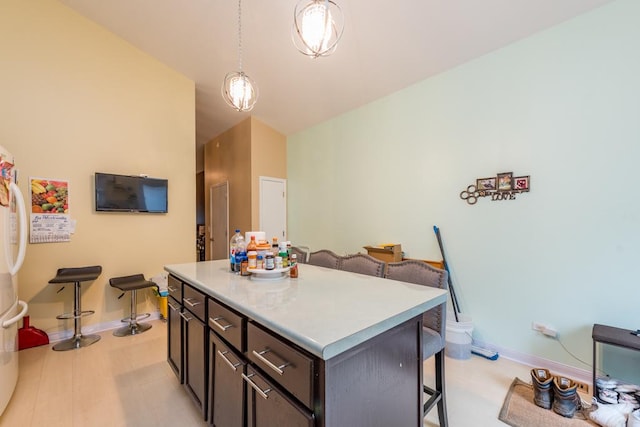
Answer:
(460, 172, 530, 205)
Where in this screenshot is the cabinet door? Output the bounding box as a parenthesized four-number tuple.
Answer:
(209, 331, 245, 427)
(183, 308, 207, 420)
(244, 366, 314, 427)
(167, 296, 182, 382)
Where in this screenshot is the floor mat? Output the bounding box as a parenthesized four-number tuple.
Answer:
(499, 377, 598, 426)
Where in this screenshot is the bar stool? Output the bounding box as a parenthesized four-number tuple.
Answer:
(49, 265, 102, 351)
(109, 274, 158, 337)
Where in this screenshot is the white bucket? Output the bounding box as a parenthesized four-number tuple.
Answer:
(445, 314, 473, 360)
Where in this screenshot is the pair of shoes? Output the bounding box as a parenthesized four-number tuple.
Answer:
(552, 376, 581, 418)
(530, 369, 581, 417)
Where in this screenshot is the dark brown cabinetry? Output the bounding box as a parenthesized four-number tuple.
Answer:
(209, 331, 246, 427)
(167, 275, 182, 381)
(245, 365, 314, 427)
(182, 284, 208, 420)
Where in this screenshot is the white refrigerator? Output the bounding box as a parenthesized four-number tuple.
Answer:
(0, 145, 28, 416)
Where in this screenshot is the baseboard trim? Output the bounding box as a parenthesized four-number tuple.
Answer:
(472, 339, 592, 385)
(48, 312, 163, 343)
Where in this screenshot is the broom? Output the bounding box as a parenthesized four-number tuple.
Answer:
(433, 225, 499, 361)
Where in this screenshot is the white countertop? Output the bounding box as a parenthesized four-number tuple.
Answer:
(165, 260, 447, 360)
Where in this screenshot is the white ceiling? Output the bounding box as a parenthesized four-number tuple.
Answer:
(58, 0, 613, 164)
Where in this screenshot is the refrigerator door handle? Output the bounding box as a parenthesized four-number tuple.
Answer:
(1, 300, 28, 329)
(6, 182, 27, 276)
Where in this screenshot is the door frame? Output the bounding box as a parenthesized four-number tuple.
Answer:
(259, 176, 287, 243)
(209, 181, 229, 261)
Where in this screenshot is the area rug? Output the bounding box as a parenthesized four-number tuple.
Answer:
(499, 377, 598, 426)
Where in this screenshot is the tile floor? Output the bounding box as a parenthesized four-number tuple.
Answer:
(0, 319, 537, 426)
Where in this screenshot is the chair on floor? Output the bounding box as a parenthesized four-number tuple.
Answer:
(49, 265, 102, 351)
(109, 274, 158, 336)
(290, 246, 310, 264)
(338, 253, 386, 277)
(385, 259, 449, 426)
(308, 249, 340, 269)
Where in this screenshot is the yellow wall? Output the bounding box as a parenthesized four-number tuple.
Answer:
(203, 117, 285, 259)
(0, 0, 196, 334)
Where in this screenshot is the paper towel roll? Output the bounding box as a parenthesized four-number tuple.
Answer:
(245, 231, 266, 243)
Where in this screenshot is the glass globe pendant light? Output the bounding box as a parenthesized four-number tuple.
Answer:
(293, 0, 344, 58)
(222, 0, 258, 111)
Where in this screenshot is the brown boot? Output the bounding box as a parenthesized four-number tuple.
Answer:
(531, 368, 554, 409)
(552, 376, 580, 418)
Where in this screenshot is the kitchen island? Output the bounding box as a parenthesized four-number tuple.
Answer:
(165, 259, 447, 427)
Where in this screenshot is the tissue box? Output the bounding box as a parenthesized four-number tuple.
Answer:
(363, 244, 402, 262)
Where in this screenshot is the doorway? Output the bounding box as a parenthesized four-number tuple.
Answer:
(259, 177, 287, 245)
(210, 182, 229, 260)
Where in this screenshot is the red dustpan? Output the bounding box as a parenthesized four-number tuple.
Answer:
(18, 316, 49, 350)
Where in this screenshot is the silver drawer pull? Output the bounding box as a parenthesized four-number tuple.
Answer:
(167, 285, 177, 293)
(184, 297, 203, 307)
(167, 301, 178, 311)
(252, 349, 290, 376)
(179, 311, 193, 322)
(242, 373, 271, 400)
(217, 350, 242, 372)
(210, 316, 234, 331)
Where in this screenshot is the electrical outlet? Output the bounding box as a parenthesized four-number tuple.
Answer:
(575, 380, 589, 394)
(532, 322, 545, 332)
(531, 321, 558, 338)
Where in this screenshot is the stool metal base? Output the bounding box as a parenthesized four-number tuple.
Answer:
(52, 334, 101, 351)
(113, 322, 152, 337)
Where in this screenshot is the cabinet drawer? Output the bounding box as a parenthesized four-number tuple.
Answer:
(247, 322, 314, 410)
(167, 275, 182, 302)
(208, 299, 246, 352)
(183, 284, 206, 322)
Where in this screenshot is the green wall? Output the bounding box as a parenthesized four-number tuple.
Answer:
(288, 0, 640, 371)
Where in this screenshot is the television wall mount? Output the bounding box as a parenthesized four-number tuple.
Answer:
(460, 172, 530, 205)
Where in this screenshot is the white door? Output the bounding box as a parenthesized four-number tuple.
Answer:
(210, 182, 229, 260)
(259, 177, 286, 244)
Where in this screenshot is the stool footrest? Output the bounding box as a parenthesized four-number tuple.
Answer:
(121, 313, 151, 323)
(56, 310, 95, 320)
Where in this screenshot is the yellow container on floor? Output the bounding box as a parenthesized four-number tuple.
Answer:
(158, 295, 168, 320)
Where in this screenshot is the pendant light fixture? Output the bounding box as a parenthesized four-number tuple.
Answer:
(222, 0, 258, 112)
(293, 0, 344, 58)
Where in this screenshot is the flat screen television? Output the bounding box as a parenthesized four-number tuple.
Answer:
(95, 172, 168, 213)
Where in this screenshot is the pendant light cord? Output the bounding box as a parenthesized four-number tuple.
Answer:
(237, 0, 243, 72)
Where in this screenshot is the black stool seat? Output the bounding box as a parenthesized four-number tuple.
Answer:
(109, 274, 157, 292)
(49, 266, 102, 284)
(109, 274, 158, 337)
(49, 265, 102, 351)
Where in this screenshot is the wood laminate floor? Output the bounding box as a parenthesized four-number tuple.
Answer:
(1, 319, 537, 426)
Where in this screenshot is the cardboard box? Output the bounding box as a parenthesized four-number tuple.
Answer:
(363, 244, 403, 263)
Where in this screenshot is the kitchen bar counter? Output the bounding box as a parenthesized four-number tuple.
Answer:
(165, 259, 447, 360)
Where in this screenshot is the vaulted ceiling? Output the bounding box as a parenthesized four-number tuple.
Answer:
(58, 0, 613, 169)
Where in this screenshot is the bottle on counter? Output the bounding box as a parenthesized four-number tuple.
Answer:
(265, 252, 275, 270)
(247, 235, 257, 252)
(257, 254, 264, 270)
(289, 254, 298, 278)
(247, 250, 257, 269)
(230, 229, 242, 272)
(272, 237, 279, 251)
(240, 256, 250, 276)
(234, 234, 246, 274)
(279, 242, 289, 268)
